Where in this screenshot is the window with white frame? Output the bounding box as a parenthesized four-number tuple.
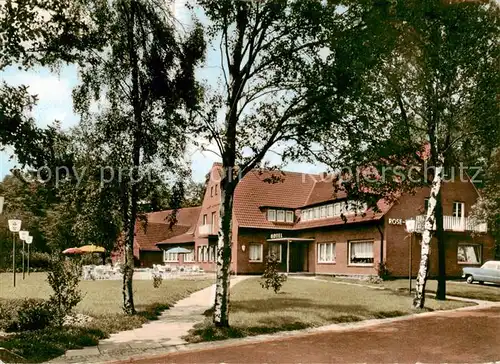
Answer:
(333, 202, 341, 216)
(453, 202, 465, 218)
(184, 248, 195, 262)
(320, 206, 326, 218)
(209, 246, 215, 262)
(349, 241, 374, 265)
(203, 246, 209, 262)
(457, 244, 481, 264)
(327, 204, 334, 217)
(313, 207, 319, 219)
(267, 209, 276, 221)
(197, 246, 202, 262)
(164, 250, 178, 262)
(285, 211, 294, 223)
(318, 243, 336, 263)
(276, 210, 285, 222)
(268, 243, 282, 262)
(249, 243, 263, 262)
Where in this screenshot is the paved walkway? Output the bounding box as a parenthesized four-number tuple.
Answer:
(119, 305, 500, 364)
(52, 276, 250, 363)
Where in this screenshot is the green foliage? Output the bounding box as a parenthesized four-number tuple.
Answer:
(0, 298, 53, 332)
(260, 255, 287, 294)
(0, 326, 106, 363)
(11, 299, 54, 332)
(28, 252, 52, 271)
(152, 272, 163, 289)
(377, 262, 391, 281)
(46, 258, 83, 327)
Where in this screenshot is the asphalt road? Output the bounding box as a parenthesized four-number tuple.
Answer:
(122, 306, 500, 363)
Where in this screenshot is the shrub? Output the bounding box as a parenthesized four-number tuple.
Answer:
(0, 298, 54, 332)
(377, 262, 391, 280)
(29, 252, 52, 271)
(152, 272, 163, 288)
(14, 299, 54, 332)
(47, 257, 83, 327)
(260, 254, 287, 293)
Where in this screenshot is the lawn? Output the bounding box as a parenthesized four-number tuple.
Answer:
(317, 276, 500, 302)
(185, 277, 471, 342)
(0, 272, 214, 362)
(0, 272, 214, 314)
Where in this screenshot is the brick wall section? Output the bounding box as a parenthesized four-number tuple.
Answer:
(297, 224, 381, 276)
(384, 180, 495, 278)
(236, 224, 382, 275)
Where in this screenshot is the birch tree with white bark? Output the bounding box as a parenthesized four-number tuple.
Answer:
(301, 0, 499, 308)
(193, 0, 398, 327)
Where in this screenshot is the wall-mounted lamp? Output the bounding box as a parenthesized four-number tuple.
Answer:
(241, 245, 246, 252)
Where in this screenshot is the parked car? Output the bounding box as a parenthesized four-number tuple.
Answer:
(462, 261, 500, 284)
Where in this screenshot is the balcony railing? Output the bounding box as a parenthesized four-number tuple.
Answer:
(198, 224, 213, 237)
(415, 215, 487, 233)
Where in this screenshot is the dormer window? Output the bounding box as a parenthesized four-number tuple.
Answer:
(300, 200, 367, 222)
(267, 208, 294, 223)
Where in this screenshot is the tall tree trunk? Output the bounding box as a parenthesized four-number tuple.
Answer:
(213, 176, 235, 327)
(413, 155, 444, 308)
(435, 191, 446, 300)
(122, 0, 141, 315)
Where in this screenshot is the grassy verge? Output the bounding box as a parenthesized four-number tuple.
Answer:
(0, 273, 213, 362)
(185, 277, 471, 343)
(317, 276, 500, 302)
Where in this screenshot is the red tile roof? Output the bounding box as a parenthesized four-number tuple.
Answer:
(157, 232, 195, 245)
(231, 167, 393, 230)
(305, 179, 347, 206)
(135, 223, 190, 251)
(146, 206, 201, 225)
(135, 206, 201, 251)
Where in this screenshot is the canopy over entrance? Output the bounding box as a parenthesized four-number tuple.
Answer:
(266, 237, 314, 274)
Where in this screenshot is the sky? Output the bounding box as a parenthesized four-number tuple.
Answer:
(0, 1, 326, 183)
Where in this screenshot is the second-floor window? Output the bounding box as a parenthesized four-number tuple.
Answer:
(203, 214, 207, 225)
(210, 186, 214, 197)
(453, 202, 465, 218)
(301, 201, 367, 222)
(267, 209, 294, 223)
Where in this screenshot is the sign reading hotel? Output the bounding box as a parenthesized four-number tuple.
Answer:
(269, 233, 283, 239)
